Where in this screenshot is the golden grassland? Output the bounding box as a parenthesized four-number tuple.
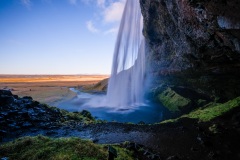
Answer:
(0, 75, 108, 106)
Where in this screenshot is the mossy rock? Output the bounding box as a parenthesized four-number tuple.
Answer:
(161, 96, 240, 123)
(182, 96, 240, 122)
(158, 87, 191, 112)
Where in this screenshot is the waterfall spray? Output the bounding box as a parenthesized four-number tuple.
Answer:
(106, 0, 145, 108)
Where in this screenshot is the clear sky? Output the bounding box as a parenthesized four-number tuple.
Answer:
(0, 0, 126, 74)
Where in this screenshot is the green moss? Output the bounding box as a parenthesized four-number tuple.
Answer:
(159, 118, 178, 124)
(0, 136, 134, 160)
(158, 88, 191, 112)
(46, 104, 96, 124)
(114, 146, 134, 160)
(182, 97, 240, 122)
(0, 136, 107, 160)
(160, 97, 240, 123)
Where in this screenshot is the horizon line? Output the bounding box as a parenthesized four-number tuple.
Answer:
(0, 73, 110, 76)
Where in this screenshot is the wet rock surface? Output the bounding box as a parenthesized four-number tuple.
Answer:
(140, 0, 240, 102)
(1, 90, 240, 159)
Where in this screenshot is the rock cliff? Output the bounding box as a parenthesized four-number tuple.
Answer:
(140, 0, 240, 110)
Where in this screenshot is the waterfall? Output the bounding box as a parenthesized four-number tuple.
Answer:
(106, 0, 145, 108)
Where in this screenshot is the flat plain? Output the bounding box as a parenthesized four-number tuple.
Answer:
(0, 75, 108, 106)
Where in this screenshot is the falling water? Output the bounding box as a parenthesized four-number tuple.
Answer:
(106, 0, 145, 108)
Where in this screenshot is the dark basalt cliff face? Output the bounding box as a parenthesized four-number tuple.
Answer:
(140, 0, 240, 106)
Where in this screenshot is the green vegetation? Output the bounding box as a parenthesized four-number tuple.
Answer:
(112, 146, 134, 160)
(160, 97, 240, 123)
(0, 136, 107, 160)
(61, 110, 94, 122)
(0, 136, 134, 160)
(158, 88, 191, 112)
(181, 97, 240, 122)
(46, 105, 97, 124)
(159, 118, 178, 124)
(81, 78, 108, 92)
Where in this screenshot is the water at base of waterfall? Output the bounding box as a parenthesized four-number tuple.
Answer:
(57, 89, 164, 124)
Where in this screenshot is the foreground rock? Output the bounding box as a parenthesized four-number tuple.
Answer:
(0, 90, 94, 142)
(1, 90, 240, 159)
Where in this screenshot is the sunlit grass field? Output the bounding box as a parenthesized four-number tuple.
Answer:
(0, 75, 108, 106)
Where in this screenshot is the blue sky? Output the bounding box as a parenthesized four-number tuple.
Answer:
(0, 0, 126, 74)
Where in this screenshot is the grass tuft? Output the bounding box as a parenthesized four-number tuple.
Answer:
(0, 136, 135, 160)
(0, 136, 107, 160)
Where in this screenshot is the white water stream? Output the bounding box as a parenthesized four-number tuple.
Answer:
(105, 0, 146, 108)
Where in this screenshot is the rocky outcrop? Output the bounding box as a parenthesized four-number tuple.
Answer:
(140, 0, 240, 102)
(0, 90, 94, 142)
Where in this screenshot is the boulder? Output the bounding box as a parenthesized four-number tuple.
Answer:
(0, 89, 94, 142)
